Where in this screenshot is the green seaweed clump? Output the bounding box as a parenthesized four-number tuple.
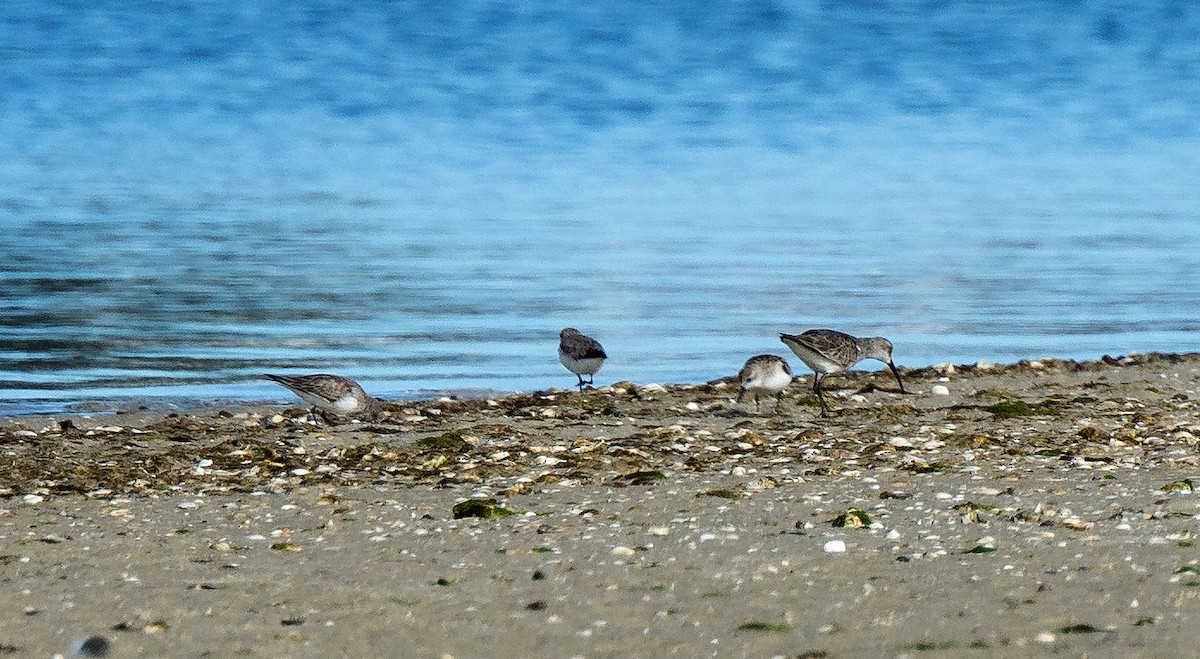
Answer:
(830, 509, 872, 528)
(986, 400, 1061, 418)
(953, 501, 997, 512)
(452, 498, 516, 519)
(699, 488, 742, 500)
(737, 621, 792, 633)
(416, 431, 467, 450)
(1162, 479, 1194, 493)
(903, 641, 958, 651)
(985, 401, 1036, 418)
(614, 470, 667, 486)
(903, 461, 953, 474)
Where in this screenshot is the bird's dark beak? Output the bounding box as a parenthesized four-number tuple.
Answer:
(888, 361, 905, 394)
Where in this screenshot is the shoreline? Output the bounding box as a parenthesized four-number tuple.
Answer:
(3, 352, 1200, 656)
(0, 352, 1163, 420)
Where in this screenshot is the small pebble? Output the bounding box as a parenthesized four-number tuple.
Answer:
(1062, 518, 1095, 531)
(823, 540, 847, 553)
(931, 384, 950, 396)
(69, 635, 110, 657)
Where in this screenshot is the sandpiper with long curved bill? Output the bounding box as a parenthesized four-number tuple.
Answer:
(736, 354, 793, 414)
(264, 373, 384, 423)
(558, 327, 607, 391)
(779, 329, 905, 417)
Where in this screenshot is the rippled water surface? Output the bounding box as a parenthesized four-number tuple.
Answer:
(3, 2, 1200, 413)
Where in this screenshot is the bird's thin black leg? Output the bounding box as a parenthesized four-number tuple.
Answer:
(888, 361, 906, 394)
(814, 373, 830, 417)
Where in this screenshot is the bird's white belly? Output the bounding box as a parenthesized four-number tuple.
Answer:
(295, 390, 359, 413)
(560, 354, 604, 375)
(330, 393, 363, 413)
(746, 369, 792, 393)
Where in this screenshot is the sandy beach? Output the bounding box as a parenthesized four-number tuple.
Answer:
(3, 353, 1200, 658)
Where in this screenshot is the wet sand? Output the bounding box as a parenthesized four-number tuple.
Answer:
(3, 354, 1200, 658)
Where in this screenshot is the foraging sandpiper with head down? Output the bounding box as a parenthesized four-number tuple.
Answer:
(736, 354, 793, 413)
(558, 327, 607, 390)
(779, 329, 905, 417)
(264, 373, 384, 423)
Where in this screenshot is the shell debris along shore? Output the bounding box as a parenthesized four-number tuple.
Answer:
(3, 353, 1200, 657)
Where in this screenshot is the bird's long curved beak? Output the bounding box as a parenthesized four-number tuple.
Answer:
(888, 361, 906, 394)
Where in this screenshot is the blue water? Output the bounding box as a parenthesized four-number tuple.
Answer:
(3, 1, 1200, 414)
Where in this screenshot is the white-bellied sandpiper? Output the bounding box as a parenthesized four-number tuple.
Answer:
(264, 373, 383, 422)
(736, 354, 793, 414)
(779, 329, 904, 416)
(558, 327, 607, 390)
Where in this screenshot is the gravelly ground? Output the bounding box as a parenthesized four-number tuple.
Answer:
(3, 353, 1200, 658)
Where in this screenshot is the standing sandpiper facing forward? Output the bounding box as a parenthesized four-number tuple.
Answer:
(264, 373, 384, 423)
(736, 354, 793, 414)
(779, 329, 905, 417)
(558, 327, 607, 391)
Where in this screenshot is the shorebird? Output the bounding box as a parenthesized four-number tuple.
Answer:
(558, 327, 607, 391)
(736, 354, 793, 414)
(264, 373, 384, 423)
(779, 329, 905, 417)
